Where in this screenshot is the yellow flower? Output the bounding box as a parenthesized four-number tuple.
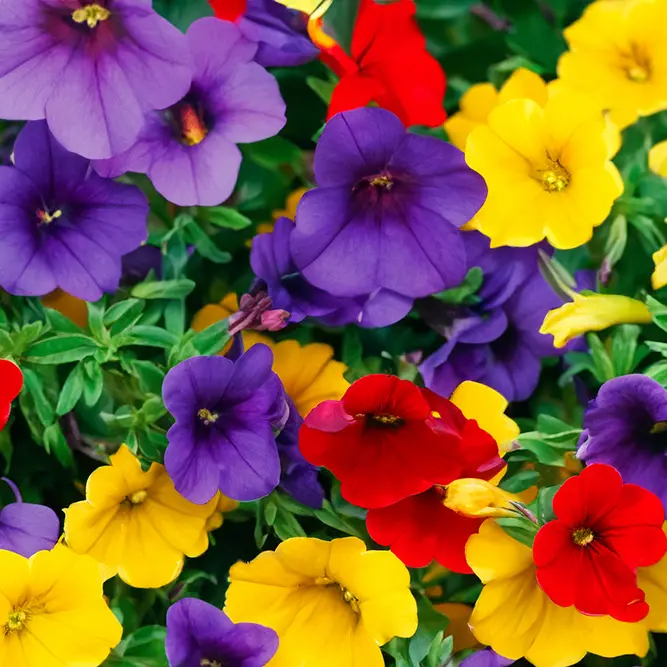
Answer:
(244, 333, 349, 417)
(540, 293, 652, 348)
(445, 68, 548, 150)
(64, 445, 217, 588)
(467, 520, 650, 667)
(450, 380, 519, 453)
(444, 478, 518, 518)
(206, 494, 240, 532)
(225, 536, 418, 667)
(0, 545, 122, 666)
(652, 245, 667, 289)
(466, 89, 624, 249)
(273, 186, 309, 221)
(558, 0, 667, 125)
(274, 0, 332, 18)
(41, 289, 88, 328)
(433, 602, 479, 652)
(650, 140, 667, 176)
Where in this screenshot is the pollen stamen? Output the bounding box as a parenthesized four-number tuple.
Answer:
(572, 527, 595, 547)
(72, 4, 111, 28)
(128, 490, 148, 505)
(198, 408, 219, 426)
(37, 209, 62, 224)
(368, 174, 393, 190)
(200, 660, 222, 667)
(180, 105, 208, 146)
(4, 609, 28, 634)
(537, 162, 570, 192)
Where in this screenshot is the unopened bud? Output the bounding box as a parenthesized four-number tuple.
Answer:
(443, 479, 517, 518)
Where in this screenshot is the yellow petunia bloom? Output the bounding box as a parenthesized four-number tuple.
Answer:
(41, 289, 88, 328)
(0, 545, 122, 666)
(540, 293, 652, 348)
(64, 445, 218, 589)
(652, 245, 667, 290)
(445, 68, 548, 150)
(466, 89, 624, 249)
(274, 0, 332, 18)
(558, 0, 667, 126)
(450, 380, 519, 453)
(225, 536, 418, 667)
(244, 333, 349, 417)
(444, 478, 518, 518)
(649, 140, 667, 177)
(467, 520, 650, 667)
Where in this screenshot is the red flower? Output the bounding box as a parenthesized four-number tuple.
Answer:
(533, 463, 667, 622)
(299, 374, 503, 509)
(208, 0, 247, 21)
(0, 360, 23, 431)
(309, 0, 446, 127)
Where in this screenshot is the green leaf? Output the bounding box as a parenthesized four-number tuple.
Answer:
(417, 0, 475, 19)
(24, 334, 100, 364)
(21, 367, 55, 427)
(82, 360, 104, 407)
(408, 598, 448, 667)
(647, 294, 667, 333)
(243, 136, 302, 169)
(86, 299, 107, 342)
(105, 299, 145, 335)
(517, 433, 564, 466)
(272, 506, 307, 541)
(123, 359, 165, 395)
(117, 326, 180, 349)
(153, 0, 212, 31)
(611, 324, 641, 376)
(586, 333, 616, 382)
(306, 76, 337, 104)
(190, 318, 231, 356)
(131, 279, 196, 300)
(432, 267, 483, 305)
(496, 515, 539, 548)
(644, 360, 667, 385)
(43, 422, 74, 469)
(43, 307, 83, 334)
(56, 364, 84, 416)
(185, 223, 233, 263)
(205, 207, 253, 231)
(536, 485, 560, 524)
(603, 214, 628, 269)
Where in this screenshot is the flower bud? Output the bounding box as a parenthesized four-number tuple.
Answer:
(444, 479, 517, 518)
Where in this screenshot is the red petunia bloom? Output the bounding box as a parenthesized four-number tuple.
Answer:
(299, 375, 504, 509)
(0, 360, 23, 431)
(208, 0, 247, 21)
(533, 463, 667, 622)
(309, 0, 447, 127)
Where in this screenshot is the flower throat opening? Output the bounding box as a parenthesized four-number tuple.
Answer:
(368, 413, 403, 427)
(537, 161, 570, 192)
(72, 4, 110, 28)
(200, 660, 222, 667)
(177, 104, 208, 146)
(4, 608, 28, 634)
(572, 527, 595, 547)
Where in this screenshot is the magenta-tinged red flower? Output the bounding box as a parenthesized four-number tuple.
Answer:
(0, 360, 23, 432)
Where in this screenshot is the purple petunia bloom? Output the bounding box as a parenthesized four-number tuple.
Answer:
(0, 478, 60, 558)
(166, 598, 278, 667)
(94, 18, 286, 206)
(290, 107, 487, 300)
(419, 232, 560, 402)
(0, 121, 148, 300)
(460, 648, 515, 667)
(239, 0, 319, 68)
(578, 374, 667, 510)
(0, 0, 193, 160)
(163, 346, 286, 504)
(121, 244, 163, 286)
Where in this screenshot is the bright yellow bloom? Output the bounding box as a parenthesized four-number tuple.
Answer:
(467, 520, 650, 667)
(64, 445, 217, 588)
(0, 545, 122, 666)
(446, 68, 548, 150)
(650, 140, 667, 176)
(466, 89, 623, 249)
(274, 0, 332, 18)
(246, 187, 309, 247)
(444, 478, 518, 518)
(540, 293, 652, 348)
(244, 333, 349, 417)
(450, 380, 519, 453)
(652, 245, 667, 289)
(558, 0, 667, 125)
(41, 289, 88, 328)
(225, 536, 417, 667)
(206, 494, 240, 532)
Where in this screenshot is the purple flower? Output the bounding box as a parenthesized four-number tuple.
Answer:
(0, 0, 193, 160)
(166, 598, 278, 667)
(252, 217, 413, 328)
(460, 649, 515, 667)
(163, 346, 286, 504)
(0, 121, 148, 300)
(121, 244, 163, 285)
(419, 233, 560, 402)
(0, 478, 60, 558)
(290, 108, 487, 300)
(578, 374, 667, 510)
(277, 398, 324, 509)
(239, 0, 319, 68)
(228, 290, 289, 337)
(95, 18, 286, 206)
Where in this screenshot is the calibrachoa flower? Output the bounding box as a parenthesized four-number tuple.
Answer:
(209, 0, 319, 67)
(0, 545, 122, 665)
(291, 107, 486, 299)
(225, 536, 417, 667)
(650, 140, 667, 177)
(652, 244, 667, 290)
(0, 478, 59, 558)
(541, 293, 652, 347)
(466, 89, 623, 249)
(41, 289, 88, 328)
(0, 0, 192, 160)
(460, 649, 515, 667)
(0, 121, 148, 300)
(300, 374, 503, 508)
(166, 597, 278, 667)
(95, 18, 286, 206)
(0, 360, 22, 432)
(310, 0, 446, 126)
(163, 346, 286, 504)
(533, 464, 667, 621)
(578, 375, 667, 510)
(467, 520, 654, 667)
(64, 445, 218, 588)
(558, 0, 667, 127)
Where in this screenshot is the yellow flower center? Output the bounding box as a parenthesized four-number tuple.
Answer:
(572, 527, 595, 547)
(622, 44, 652, 83)
(128, 489, 148, 505)
(537, 162, 570, 193)
(651, 421, 667, 434)
(198, 408, 219, 426)
(368, 174, 393, 190)
(37, 209, 62, 224)
(628, 65, 649, 83)
(5, 608, 28, 634)
(314, 577, 361, 614)
(370, 413, 402, 426)
(180, 105, 208, 146)
(200, 660, 222, 667)
(72, 4, 111, 28)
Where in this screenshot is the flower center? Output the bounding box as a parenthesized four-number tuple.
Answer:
(315, 577, 361, 614)
(651, 421, 667, 434)
(369, 413, 403, 427)
(198, 408, 219, 426)
(128, 490, 148, 505)
(179, 104, 208, 146)
(368, 174, 393, 190)
(572, 527, 595, 547)
(622, 44, 652, 83)
(72, 4, 111, 28)
(36, 208, 62, 225)
(4, 608, 28, 634)
(538, 162, 570, 192)
(200, 660, 222, 667)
